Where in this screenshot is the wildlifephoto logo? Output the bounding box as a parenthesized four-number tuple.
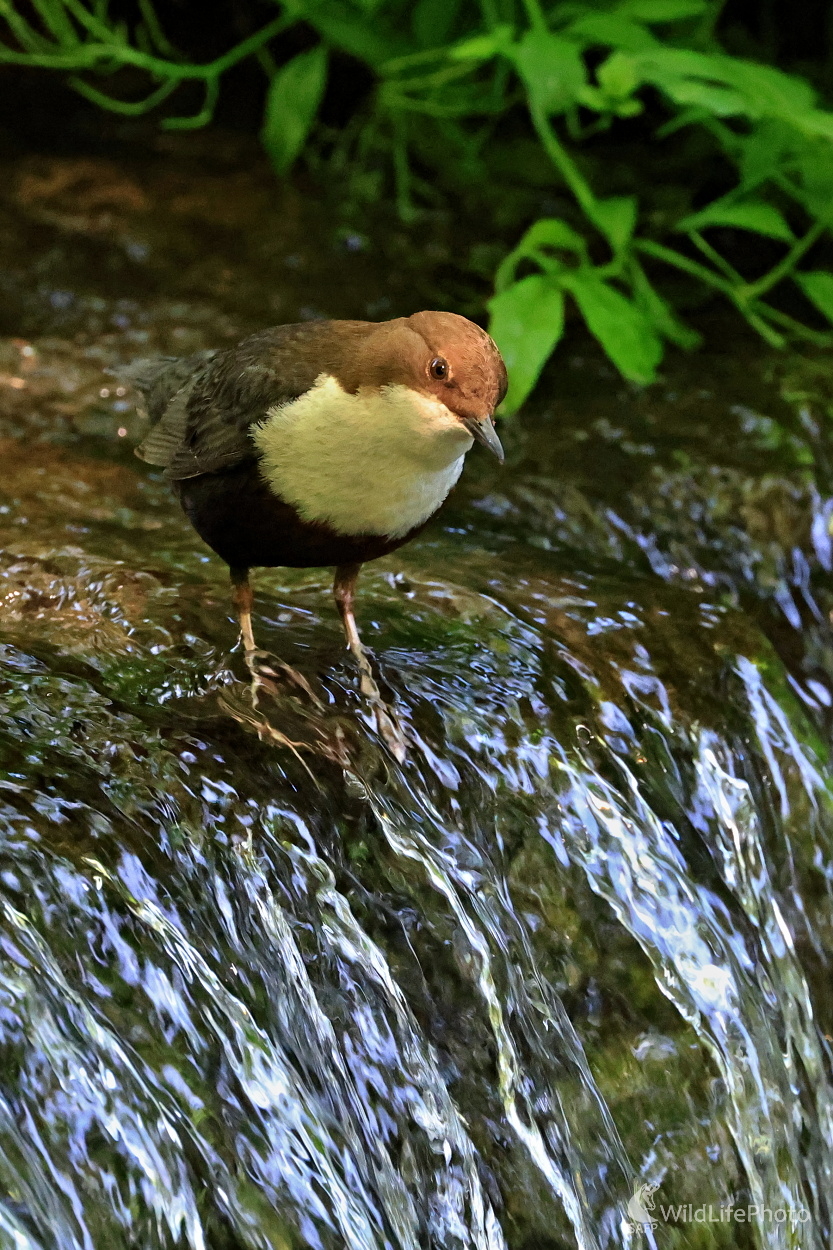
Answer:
(626, 1183, 659, 1229)
(625, 1183, 810, 1233)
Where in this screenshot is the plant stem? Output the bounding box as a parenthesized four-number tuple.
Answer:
(137, 0, 177, 58)
(69, 73, 178, 113)
(59, 0, 116, 43)
(520, 0, 547, 35)
(0, 1, 50, 53)
(635, 239, 736, 295)
(755, 304, 833, 346)
(0, 11, 291, 77)
(29, 0, 78, 46)
(739, 307, 785, 347)
(743, 217, 829, 299)
(529, 102, 597, 219)
(391, 110, 416, 222)
(688, 230, 745, 284)
(381, 47, 448, 74)
(162, 74, 219, 128)
(636, 239, 784, 345)
(477, 0, 500, 30)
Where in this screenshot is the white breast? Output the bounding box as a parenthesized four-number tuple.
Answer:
(252, 375, 473, 539)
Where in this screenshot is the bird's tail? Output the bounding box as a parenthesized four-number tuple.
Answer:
(112, 349, 217, 422)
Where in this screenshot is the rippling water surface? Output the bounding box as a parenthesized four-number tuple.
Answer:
(0, 143, 830, 1249)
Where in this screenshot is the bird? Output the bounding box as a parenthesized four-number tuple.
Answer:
(127, 311, 507, 711)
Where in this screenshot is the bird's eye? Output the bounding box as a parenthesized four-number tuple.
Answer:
(429, 357, 449, 380)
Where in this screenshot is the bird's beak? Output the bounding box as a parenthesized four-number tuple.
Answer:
(461, 415, 504, 463)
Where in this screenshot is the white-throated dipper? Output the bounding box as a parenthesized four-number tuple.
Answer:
(129, 311, 506, 700)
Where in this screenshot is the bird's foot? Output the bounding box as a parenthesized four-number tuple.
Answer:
(244, 647, 324, 710)
(353, 651, 407, 763)
(244, 648, 278, 704)
(369, 697, 407, 763)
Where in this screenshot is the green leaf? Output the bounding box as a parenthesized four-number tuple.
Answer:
(597, 51, 642, 98)
(794, 271, 833, 324)
(578, 83, 643, 116)
(568, 14, 658, 52)
(495, 217, 586, 290)
(304, 16, 401, 66)
(631, 266, 702, 348)
(450, 24, 514, 60)
(629, 48, 817, 121)
(794, 140, 833, 216)
(617, 0, 708, 20)
(261, 46, 328, 175)
(677, 198, 794, 242)
(560, 271, 662, 382)
(738, 121, 791, 189)
(589, 195, 638, 251)
(793, 109, 833, 142)
(516, 217, 587, 253)
(637, 50, 748, 115)
(718, 59, 816, 117)
(512, 30, 587, 116)
(666, 81, 748, 116)
(488, 276, 565, 412)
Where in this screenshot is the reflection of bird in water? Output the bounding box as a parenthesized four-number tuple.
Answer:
(127, 312, 506, 749)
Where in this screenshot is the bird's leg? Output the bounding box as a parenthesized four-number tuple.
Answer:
(333, 564, 406, 761)
(231, 565, 273, 701)
(333, 563, 379, 699)
(230, 566, 257, 654)
(230, 566, 321, 706)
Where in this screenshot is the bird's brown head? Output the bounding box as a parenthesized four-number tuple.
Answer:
(340, 311, 507, 462)
(402, 310, 507, 419)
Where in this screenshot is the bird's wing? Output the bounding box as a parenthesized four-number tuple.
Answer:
(133, 324, 348, 479)
(124, 351, 216, 422)
(134, 373, 203, 467)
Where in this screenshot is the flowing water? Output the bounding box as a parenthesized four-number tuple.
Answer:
(0, 142, 831, 1249)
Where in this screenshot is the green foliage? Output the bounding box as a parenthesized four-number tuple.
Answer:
(794, 272, 833, 324)
(512, 32, 587, 117)
(488, 276, 565, 412)
(3, 0, 833, 407)
(560, 269, 662, 383)
(470, 11, 833, 404)
(261, 45, 329, 174)
(676, 200, 795, 243)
